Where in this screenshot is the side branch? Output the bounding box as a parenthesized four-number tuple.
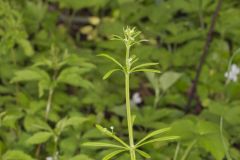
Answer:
(186, 0, 223, 111)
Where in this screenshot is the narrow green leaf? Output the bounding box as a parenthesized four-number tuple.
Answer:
(103, 69, 121, 80)
(102, 150, 126, 160)
(174, 143, 180, 160)
(131, 69, 161, 73)
(96, 124, 129, 148)
(98, 54, 124, 70)
(136, 136, 179, 148)
(131, 62, 158, 71)
(82, 142, 125, 149)
(136, 149, 151, 159)
(180, 140, 197, 160)
(131, 56, 139, 66)
(136, 127, 171, 146)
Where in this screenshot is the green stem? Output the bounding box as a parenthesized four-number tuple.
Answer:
(45, 88, 54, 120)
(53, 136, 59, 160)
(125, 45, 136, 160)
(11, 50, 19, 103)
(220, 117, 232, 160)
(125, 73, 136, 160)
(180, 140, 196, 160)
(174, 143, 180, 160)
(154, 87, 160, 108)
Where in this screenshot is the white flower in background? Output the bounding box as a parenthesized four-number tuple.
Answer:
(110, 126, 114, 133)
(46, 157, 53, 160)
(225, 64, 240, 82)
(131, 92, 142, 105)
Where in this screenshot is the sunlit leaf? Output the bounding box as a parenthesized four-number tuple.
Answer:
(57, 67, 93, 89)
(82, 142, 125, 149)
(103, 69, 121, 80)
(98, 54, 125, 71)
(3, 150, 34, 160)
(131, 69, 161, 73)
(96, 124, 129, 148)
(102, 149, 126, 160)
(136, 149, 151, 159)
(26, 131, 53, 144)
(11, 68, 50, 83)
(131, 62, 158, 72)
(180, 140, 197, 160)
(159, 71, 182, 91)
(136, 127, 171, 146)
(136, 136, 180, 147)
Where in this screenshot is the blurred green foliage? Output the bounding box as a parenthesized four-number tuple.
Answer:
(0, 0, 240, 159)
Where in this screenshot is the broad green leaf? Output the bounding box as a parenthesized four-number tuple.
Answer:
(198, 134, 225, 160)
(102, 149, 126, 160)
(17, 39, 34, 56)
(55, 118, 68, 134)
(11, 68, 50, 83)
(136, 136, 179, 147)
(159, 71, 182, 91)
(103, 69, 121, 80)
(65, 117, 88, 127)
(26, 131, 53, 144)
(65, 55, 96, 68)
(82, 142, 125, 149)
(57, 67, 93, 89)
(55, 117, 88, 134)
(117, 0, 135, 5)
(145, 72, 158, 89)
(58, 0, 108, 10)
(0, 112, 6, 118)
(136, 149, 151, 159)
(98, 54, 124, 71)
(2, 114, 21, 129)
(131, 69, 161, 73)
(24, 116, 52, 132)
(38, 79, 50, 97)
(70, 154, 93, 160)
(3, 150, 34, 160)
(131, 62, 158, 72)
(96, 124, 129, 148)
(136, 127, 171, 146)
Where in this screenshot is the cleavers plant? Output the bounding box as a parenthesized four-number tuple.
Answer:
(83, 27, 179, 160)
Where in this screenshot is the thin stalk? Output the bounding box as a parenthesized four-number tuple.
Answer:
(198, 0, 204, 29)
(45, 67, 58, 120)
(174, 142, 180, 160)
(45, 88, 54, 120)
(180, 140, 196, 160)
(153, 85, 160, 108)
(125, 45, 136, 160)
(11, 50, 19, 103)
(220, 117, 232, 160)
(53, 136, 59, 160)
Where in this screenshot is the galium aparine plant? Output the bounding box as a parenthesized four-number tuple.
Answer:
(83, 27, 179, 160)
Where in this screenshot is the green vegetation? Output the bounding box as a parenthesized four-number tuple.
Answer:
(0, 0, 240, 160)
